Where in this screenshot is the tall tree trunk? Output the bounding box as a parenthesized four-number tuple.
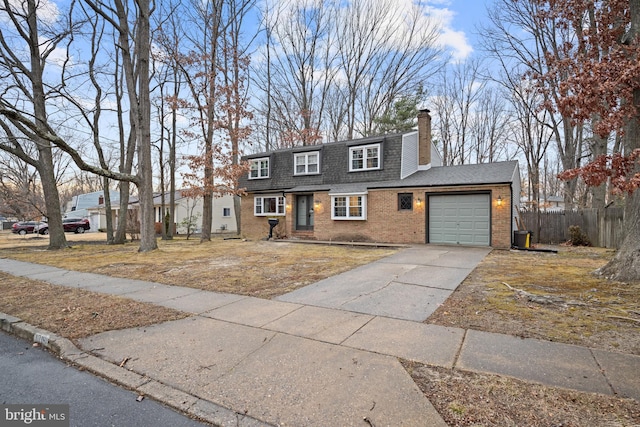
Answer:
(169, 98, 177, 239)
(113, 34, 135, 244)
(233, 195, 241, 234)
(26, 0, 67, 250)
(599, 92, 640, 281)
(102, 177, 114, 243)
(598, 1, 640, 282)
(134, 0, 157, 252)
(590, 116, 608, 209)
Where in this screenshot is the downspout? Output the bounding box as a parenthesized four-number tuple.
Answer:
(510, 182, 514, 248)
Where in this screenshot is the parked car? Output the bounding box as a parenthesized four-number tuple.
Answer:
(33, 222, 48, 234)
(11, 221, 39, 235)
(37, 218, 90, 235)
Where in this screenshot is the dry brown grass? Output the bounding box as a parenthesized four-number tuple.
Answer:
(0, 272, 187, 340)
(428, 246, 640, 355)
(0, 231, 393, 340)
(404, 361, 640, 427)
(0, 232, 395, 299)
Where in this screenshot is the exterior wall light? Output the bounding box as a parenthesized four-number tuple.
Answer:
(496, 195, 503, 207)
(416, 197, 423, 207)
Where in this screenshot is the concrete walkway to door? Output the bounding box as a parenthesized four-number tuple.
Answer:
(276, 244, 490, 321)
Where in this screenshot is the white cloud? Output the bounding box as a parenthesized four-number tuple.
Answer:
(36, 0, 60, 25)
(46, 44, 70, 67)
(0, 0, 60, 25)
(257, 0, 473, 62)
(423, 1, 473, 62)
(439, 27, 473, 61)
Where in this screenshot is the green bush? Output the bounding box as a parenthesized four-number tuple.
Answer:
(568, 225, 591, 246)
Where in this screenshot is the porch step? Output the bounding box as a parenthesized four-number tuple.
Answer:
(290, 230, 316, 240)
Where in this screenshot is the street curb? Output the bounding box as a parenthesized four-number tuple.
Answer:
(0, 312, 274, 427)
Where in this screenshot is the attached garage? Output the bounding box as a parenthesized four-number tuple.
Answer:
(428, 193, 491, 246)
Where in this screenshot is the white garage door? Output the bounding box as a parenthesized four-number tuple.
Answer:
(429, 194, 490, 246)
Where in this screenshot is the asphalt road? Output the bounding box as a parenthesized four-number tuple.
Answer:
(0, 331, 211, 427)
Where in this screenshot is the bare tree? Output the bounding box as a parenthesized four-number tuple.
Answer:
(82, 0, 157, 251)
(254, 0, 442, 145)
(0, 0, 158, 250)
(152, 0, 186, 240)
(0, 151, 44, 220)
(335, 0, 441, 138)
(507, 79, 554, 229)
(217, 0, 254, 234)
(538, 0, 640, 281)
(174, 0, 254, 241)
(0, 0, 71, 248)
(482, 0, 588, 209)
(432, 58, 487, 165)
(257, 0, 334, 146)
(176, 0, 225, 242)
(57, 3, 119, 242)
(469, 87, 510, 163)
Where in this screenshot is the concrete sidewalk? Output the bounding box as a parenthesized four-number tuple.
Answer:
(1, 245, 639, 427)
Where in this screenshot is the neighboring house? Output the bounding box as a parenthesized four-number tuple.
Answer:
(66, 190, 120, 232)
(239, 110, 521, 249)
(541, 195, 565, 212)
(520, 195, 565, 212)
(151, 190, 237, 235)
(85, 189, 237, 235)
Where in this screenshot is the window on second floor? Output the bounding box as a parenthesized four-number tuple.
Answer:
(294, 151, 320, 175)
(349, 143, 381, 172)
(222, 207, 231, 217)
(249, 157, 269, 179)
(254, 196, 285, 216)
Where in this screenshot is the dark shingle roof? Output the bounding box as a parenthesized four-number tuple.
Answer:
(283, 161, 518, 194)
(372, 160, 519, 188)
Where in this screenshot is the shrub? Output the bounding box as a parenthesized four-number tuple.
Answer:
(568, 225, 591, 246)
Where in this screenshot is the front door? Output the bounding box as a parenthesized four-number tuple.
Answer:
(296, 195, 314, 231)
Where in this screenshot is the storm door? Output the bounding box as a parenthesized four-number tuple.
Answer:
(296, 195, 314, 231)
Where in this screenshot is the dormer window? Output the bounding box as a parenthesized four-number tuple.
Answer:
(249, 157, 269, 179)
(294, 151, 320, 175)
(349, 143, 381, 171)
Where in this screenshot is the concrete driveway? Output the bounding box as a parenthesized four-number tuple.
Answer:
(276, 245, 490, 321)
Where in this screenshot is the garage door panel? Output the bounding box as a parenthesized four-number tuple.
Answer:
(458, 221, 474, 230)
(457, 234, 475, 245)
(458, 208, 474, 217)
(429, 194, 490, 246)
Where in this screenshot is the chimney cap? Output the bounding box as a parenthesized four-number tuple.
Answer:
(419, 108, 431, 114)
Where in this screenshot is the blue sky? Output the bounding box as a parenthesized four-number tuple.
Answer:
(438, 0, 494, 60)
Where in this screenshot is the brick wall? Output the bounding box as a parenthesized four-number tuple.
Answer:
(241, 184, 514, 248)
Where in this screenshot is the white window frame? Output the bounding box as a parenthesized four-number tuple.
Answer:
(294, 151, 320, 175)
(222, 207, 231, 217)
(349, 143, 381, 172)
(249, 157, 270, 179)
(331, 194, 367, 220)
(254, 195, 286, 216)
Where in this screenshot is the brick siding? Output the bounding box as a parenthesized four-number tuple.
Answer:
(241, 184, 514, 249)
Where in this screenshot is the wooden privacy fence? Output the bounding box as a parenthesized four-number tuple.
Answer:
(519, 208, 625, 248)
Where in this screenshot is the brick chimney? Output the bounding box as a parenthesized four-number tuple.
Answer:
(417, 109, 432, 167)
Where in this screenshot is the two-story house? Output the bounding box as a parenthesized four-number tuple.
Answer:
(239, 110, 520, 249)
